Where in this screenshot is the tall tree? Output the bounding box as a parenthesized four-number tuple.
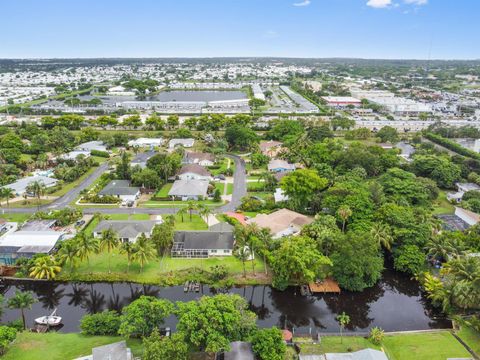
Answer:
(133, 233, 156, 272)
(7, 290, 36, 330)
(99, 228, 119, 273)
(336, 312, 351, 343)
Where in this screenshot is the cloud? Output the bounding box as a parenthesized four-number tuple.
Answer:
(263, 30, 278, 39)
(404, 0, 427, 5)
(366, 0, 392, 8)
(293, 0, 311, 6)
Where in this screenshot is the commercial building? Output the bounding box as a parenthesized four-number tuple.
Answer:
(322, 96, 361, 108)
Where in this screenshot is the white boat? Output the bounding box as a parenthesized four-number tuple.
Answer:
(34, 308, 62, 326)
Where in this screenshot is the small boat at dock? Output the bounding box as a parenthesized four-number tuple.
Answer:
(34, 308, 62, 326)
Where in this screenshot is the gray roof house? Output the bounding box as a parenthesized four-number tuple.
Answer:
(2, 175, 58, 196)
(130, 151, 156, 169)
(168, 179, 209, 200)
(177, 164, 212, 181)
(169, 138, 195, 148)
(93, 220, 161, 243)
(324, 348, 389, 360)
(172, 223, 235, 258)
(99, 180, 140, 201)
(183, 152, 215, 166)
(76, 141, 108, 153)
(74, 340, 132, 360)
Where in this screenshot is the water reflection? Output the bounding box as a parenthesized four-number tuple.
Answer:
(0, 269, 451, 333)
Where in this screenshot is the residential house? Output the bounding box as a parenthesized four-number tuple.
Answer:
(130, 151, 156, 169)
(74, 341, 133, 360)
(454, 207, 480, 227)
(0, 225, 64, 265)
(259, 140, 283, 157)
(268, 159, 296, 173)
(171, 223, 235, 258)
(320, 348, 388, 360)
(218, 341, 255, 360)
(168, 179, 209, 200)
(177, 164, 212, 181)
(98, 180, 140, 202)
(247, 208, 313, 238)
(61, 150, 91, 161)
(447, 182, 480, 202)
(169, 138, 195, 149)
(93, 220, 160, 243)
(76, 141, 108, 153)
(2, 175, 58, 197)
(127, 137, 164, 148)
(183, 152, 215, 166)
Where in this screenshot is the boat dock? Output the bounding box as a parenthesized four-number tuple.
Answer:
(309, 278, 341, 293)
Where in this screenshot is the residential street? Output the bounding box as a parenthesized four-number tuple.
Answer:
(1, 154, 246, 216)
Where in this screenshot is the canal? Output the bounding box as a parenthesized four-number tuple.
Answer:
(0, 269, 450, 333)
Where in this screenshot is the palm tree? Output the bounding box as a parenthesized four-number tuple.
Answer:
(99, 227, 119, 273)
(29, 256, 62, 280)
(58, 240, 80, 272)
(177, 207, 188, 222)
(258, 171, 276, 192)
(257, 228, 272, 275)
(8, 290, 37, 330)
(236, 245, 249, 278)
(336, 312, 350, 344)
(26, 180, 47, 210)
(337, 205, 352, 233)
(2, 188, 14, 207)
(133, 233, 156, 272)
(187, 201, 197, 221)
(425, 236, 460, 262)
(120, 240, 136, 273)
(197, 204, 211, 224)
(75, 232, 99, 270)
(370, 223, 393, 252)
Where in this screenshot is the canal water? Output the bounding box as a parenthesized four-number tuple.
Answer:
(0, 269, 450, 333)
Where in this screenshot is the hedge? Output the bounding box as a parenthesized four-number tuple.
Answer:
(90, 149, 110, 158)
(424, 132, 480, 160)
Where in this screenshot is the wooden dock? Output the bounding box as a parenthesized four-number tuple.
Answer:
(309, 278, 341, 293)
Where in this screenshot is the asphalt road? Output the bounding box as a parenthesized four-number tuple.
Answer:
(2, 154, 246, 216)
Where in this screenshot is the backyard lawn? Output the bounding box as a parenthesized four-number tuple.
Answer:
(457, 325, 480, 355)
(154, 182, 173, 197)
(382, 331, 470, 360)
(432, 190, 455, 215)
(3, 332, 142, 360)
(298, 331, 472, 360)
(58, 246, 266, 284)
(0, 213, 32, 223)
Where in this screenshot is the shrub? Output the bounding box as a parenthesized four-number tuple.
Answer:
(250, 327, 286, 360)
(0, 326, 17, 355)
(209, 265, 228, 282)
(80, 311, 121, 335)
(368, 326, 385, 345)
(90, 149, 110, 158)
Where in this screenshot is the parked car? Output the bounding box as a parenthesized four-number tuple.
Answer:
(75, 220, 85, 227)
(126, 200, 134, 207)
(214, 174, 226, 181)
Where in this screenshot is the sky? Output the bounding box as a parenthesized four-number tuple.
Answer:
(0, 0, 479, 60)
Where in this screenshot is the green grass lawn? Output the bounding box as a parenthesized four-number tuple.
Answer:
(3, 332, 142, 360)
(6, 199, 51, 208)
(382, 331, 470, 360)
(247, 192, 272, 200)
(174, 213, 208, 230)
(140, 199, 223, 208)
(59, 243, 265, 285)
(457, 325, 480, 355)
(247, 182, 268, 191)
(0, 213, 32, 223)
(432, 190, 455, 215)
(155, 183, 173, 197)
(215, 182, 225, 194)
(226, 183, 234, 195)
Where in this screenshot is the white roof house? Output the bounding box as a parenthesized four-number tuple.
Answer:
(128, 138, 164, 148)
(454, 207, 480, 227)
(169, 138, 195, 149)
(0, 230, 64, 264)
(61, 150, 91, 161)
(2, 175, 58, 196)
(168, 179, 209, 200)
